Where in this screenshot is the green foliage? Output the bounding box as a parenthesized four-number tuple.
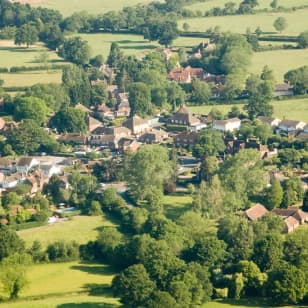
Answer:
(50, 106, 87, 133)
(265, 178, 283, 210)
(14, 24, 38, 47)
(303, 190, 308, 212)
(88, 201, 103, 216)
(284, 65, 308, 94)
(273, 17, 288, 33)
(107, 42, 124, 71)
(298, 30, 308, 48)
(46, 240, 79, 262)
(281, 176, 304, 207)
(190, 78, 211, 104)
(59, 37, 90, 65)
(0, 253, 32, 299)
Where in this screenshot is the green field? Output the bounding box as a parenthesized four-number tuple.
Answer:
(163, 194, 193, 220)
(0, 41, 66, 69)
(25, 0, 159, 16)
(18, 215, 116, 248)
(179, 8, 308, 35)
(188, 98, 308, 122)
(185, 0, 308, 12)
(0, 261, 119, 307)
(251, 49, 308, 82)
(1, 70, 62, 87)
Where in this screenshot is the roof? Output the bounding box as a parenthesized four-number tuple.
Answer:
(296, 132, 308, 141)
(245, 203, 269, 221)
(0, 158, 13, 167)
(279, 119, 305, 128)
(103, 126, 131, 136)
(171, 106, 201, 126)
(58, 133, 87, 144)
(284, 216, 299, 232)
(123, 115, 148, 130)
(87, 116, 103, 132)
(97, 104, 111, 112)
(17, 157, 35, 167)
(214, 118, 241, 125)
(167, 66, 204, 83)
(258, 116, 280, 125)
(275, 83, 293, 91)
(75, 103, 91, 113)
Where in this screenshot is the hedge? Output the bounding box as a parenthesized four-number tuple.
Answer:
(9, 64, 69, 73)
(14, 221, 47, 231)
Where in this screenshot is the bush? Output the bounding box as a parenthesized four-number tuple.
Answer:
(46, 240, 79, 262)
(214, 288, 229, 299)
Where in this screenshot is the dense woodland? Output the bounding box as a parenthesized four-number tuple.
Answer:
(0, 0, 308, 307)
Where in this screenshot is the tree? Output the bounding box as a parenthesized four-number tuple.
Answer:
(284, 66, 308, 94)
(7, 119, 58, 155)
(124, 145, 172, 206)
(112, 264, 156, 307)
(107, 42, 124, 71)
(270, 0, 278, 9)
(90, 54, 104, 67)
(281, 177, 304, 208)
(62, 65, 91, 105)
(166, 82, 185, 110)
(265, 178, 283, 210)
(254, 123, 272, 144)
(182, 22, 190, 32)
(302, 190, 308, 212)
(266, 264, 306, 305)
(0, 226, 25, 261)
(273, 17, 287, 33)
(14, 96, 49, 125)
(190, 78, 211, 104)
(0, 253, 32, 299)
(147, 291, 177, 308)
(50, 106, 86, 133)
(297, 31, 308, 48)
(59, 37, 90, 65)
(91, 82, 107, 106)
(128, 82, 152, 117)
(14, 24, 38, 47)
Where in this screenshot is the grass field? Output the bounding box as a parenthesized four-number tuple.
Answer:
(0, 41, 66, 69)
(1, 70, 62, 87)
(163, 194, 193, 220)
(188, 98, 308, 122)
(0, 261, 119, 307)
(18, 215, 116, 248)
(179, 8, 308, 35)
(251, 49, 308, 82)
(185, 0, 308, 12)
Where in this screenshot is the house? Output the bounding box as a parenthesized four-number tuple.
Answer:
(118, 139, 141, 153)
(86, 115, 103, 133)
(257, 116, 281, 128)
(156, 47, 173, 61)
(40, 164, 62, 178)
(167, 66, 204, 83)
(115, 93, 130, 117)
(296, 132, 308, 141)
(284, 216, 300, 233)
(173, 132, 199, 148)
(278, 119, 306, 132)
(202, 73, 225, 85)
(103, 126, 131, 139)
(16, 157, 39, 174)
(274, 83, 294, 97)
(96, 104, 114, 120)
(139, 129, 169, 144)
(123, 115, 149, 135)
(0, 158, 15, 174)
(245, 203, 269, 221)
(58, 133, 88, 145)
(1, 173, 25, 188)
(90, 134, 119, 149)
(168, 105, 201, 127)
(213, 118, 241, 132)
(107, 85, 119, 99)
(27, 171, 49, 195)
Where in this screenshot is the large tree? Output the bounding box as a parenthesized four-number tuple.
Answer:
(273, 17, 287, 33)
(297, 30, 308, 49)
(284, 66, 308, 94)
(14, 23, 38, 47)
(265, 178, 283, 210)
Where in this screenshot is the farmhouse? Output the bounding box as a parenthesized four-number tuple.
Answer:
(213, 118, 241, 132)
(278, 119, 306, 132)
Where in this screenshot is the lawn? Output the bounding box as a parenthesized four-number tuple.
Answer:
(18, 215, 116, 248)
(163, 194, 193, 220)
(0, 261, 119, 307)
(188, 98, 308, 122)
(179, 7, 308, 35)
(23, 0, 160, 16)
(1, 70, 62, 87)
(251, 49, 308, 82)
(0, 40, 67, 69)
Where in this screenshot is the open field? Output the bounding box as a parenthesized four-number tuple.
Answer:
(188, 98, 308, 122)
(18, 215, 116, 248)
(0, 40, 67, 69)
(13, 0, 159, 16)
(179, 8, 308, 35)
(185, 0, 308, 12)
(251, 49, 308, 82)
(0, 261, 119, 307)
(163, 194, 193, 220)
(1, 70, 62, 87)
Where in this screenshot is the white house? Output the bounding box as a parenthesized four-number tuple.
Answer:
(190, 123, 207, 132)
(40, 164, 62, 178)
(213, 118, 241, 132)
(16, 157, 39, 174)
(278, 120, 306, 132)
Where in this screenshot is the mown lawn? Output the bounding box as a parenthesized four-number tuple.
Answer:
(179, 7, 308, 35)
(18, 215, 116, 248)
(0, 261, 120, 307)
(188, 98, 308, 122)
(163, 194, 193, 220)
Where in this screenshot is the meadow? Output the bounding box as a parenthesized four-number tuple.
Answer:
(18, 0, 159, 16)
(179, 8, 308, 35)
(18, 215, 116, 248)
(188, 98, 308, 122)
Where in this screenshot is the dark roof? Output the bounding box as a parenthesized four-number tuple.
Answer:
(275, 83, 293, 91)
(279, 119, 304, 128)
(245, 203, 268, 221)
(123, 116, 148, 130)
(17, 157, 35, 167)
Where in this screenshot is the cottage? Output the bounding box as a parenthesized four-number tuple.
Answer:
(168, 105, 200, 127)
(213, 118, 241, 132)
(103, 126, 131, 139)
(274, 83, 294, 97)
(16, 157, 39, 174)
(278, 119, 306, 132)
(173, 132, 199, 148)
(257, 116, 281, 128)
(167, 66, 204, 83)
(245, 203, 269, 221)
(139, 129, 169, 144)
(123, 115, 149, 135)
(100, 64, 114, 81)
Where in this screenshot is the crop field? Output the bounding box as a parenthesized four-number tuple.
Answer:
(179, 8, 308, 35)
(185, 0, 308, 12)
(0, 70, 62, 87)
(0, 40, 66, 69)
(188, 98, 308, 122)
(0, 261, 119, 307)
(14, 0, 159, 16)
(18, 215, 116, 248)
(250, 49, 308, 82)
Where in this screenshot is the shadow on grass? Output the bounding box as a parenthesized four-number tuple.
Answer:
(0, 46, 39, 52)
(57, 303, 117, 308)
(70, 264, 115, 276)
(120, 45, 157, 50)
(82, 283, 113, 297)
(215, 298, 308, 307)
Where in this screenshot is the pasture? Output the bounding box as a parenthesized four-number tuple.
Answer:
(18, 215, 116, 248)
(179, 8, 308, 35)
(0, 261, 119, 307)
(14, 0, 159, 16)
(251, 49, 308, 82)
(188, 98, 308, 122)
